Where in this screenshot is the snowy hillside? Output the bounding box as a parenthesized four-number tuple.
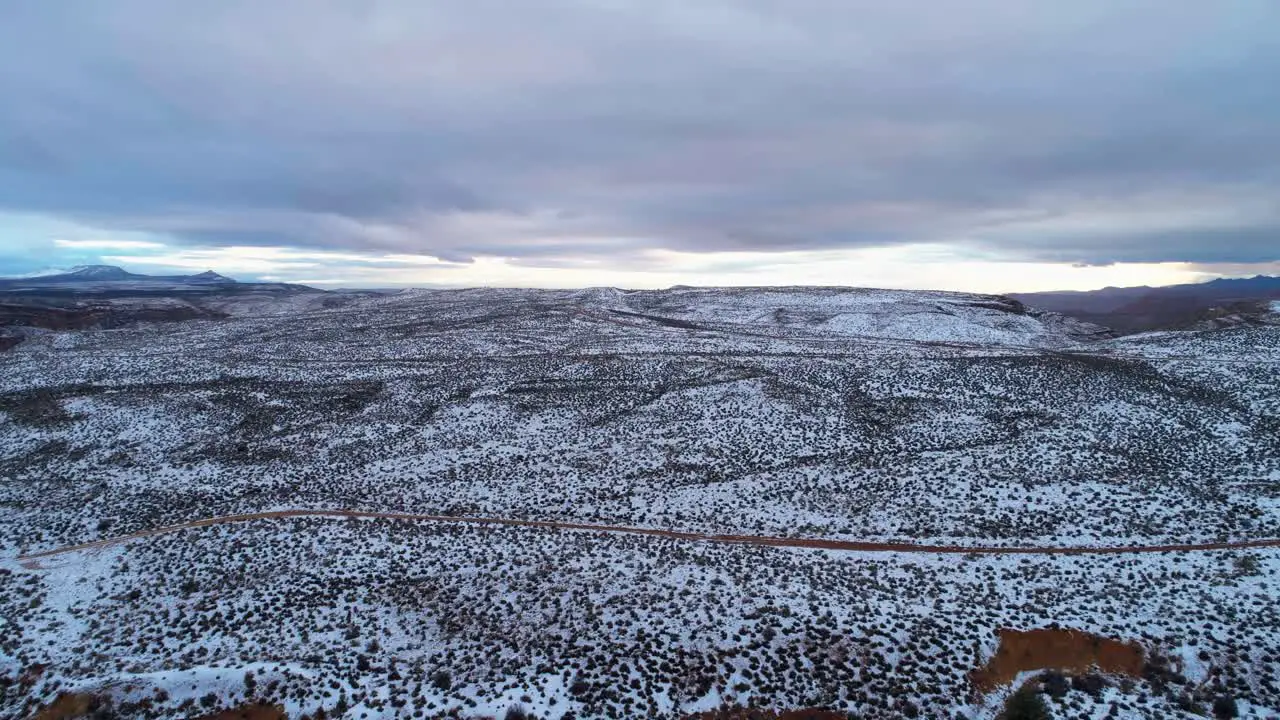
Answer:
(579, 286, 1112, 346)
(2, 286, 1278, 719)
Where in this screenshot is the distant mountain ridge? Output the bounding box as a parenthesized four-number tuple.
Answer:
(0, 265, 325, 344)
(0, 264, 237, 287)
(1011, 275, 1280, 333)
(0, 264, 320, 296)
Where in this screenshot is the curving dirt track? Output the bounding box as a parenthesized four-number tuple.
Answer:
(14, 509, 1280, 566)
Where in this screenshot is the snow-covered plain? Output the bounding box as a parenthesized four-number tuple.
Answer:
(2, 286, 1279, 718)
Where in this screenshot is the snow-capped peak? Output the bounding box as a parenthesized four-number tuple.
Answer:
(187, 270, 237, 283)
(67, 264, 133, 279)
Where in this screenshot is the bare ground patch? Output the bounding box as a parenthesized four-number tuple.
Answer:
(30, 692, 97, 720)
(196, 702, 287, 720)
(971, 627, 1145, 695)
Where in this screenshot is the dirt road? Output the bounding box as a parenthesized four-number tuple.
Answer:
(15, 509, 1280, 565)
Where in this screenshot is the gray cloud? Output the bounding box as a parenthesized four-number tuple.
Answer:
(2, 0, 1279, 268)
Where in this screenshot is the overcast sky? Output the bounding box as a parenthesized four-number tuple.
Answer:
(2, 1, 1279, 291)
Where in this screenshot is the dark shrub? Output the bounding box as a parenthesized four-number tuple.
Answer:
(1040, 671, 1069, 699)
(1213, 695, 1239, 719)
(430, 670, 452, 692)
(1071, 673, 1108, 697)
(998, 688, 1050, 720)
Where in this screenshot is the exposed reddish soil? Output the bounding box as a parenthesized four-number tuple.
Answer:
(17, 508, 1280, 566)
(31, 696, 288, 720)
(18, 663, 50, 685)
(769, 710, 846, 720)
(684, 707, 846, 720)
(31, 692, 96, 720)
(971, 628, 1145, 694)
(196, 702, 288, 720)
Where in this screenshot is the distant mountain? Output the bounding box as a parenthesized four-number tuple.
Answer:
(0, 264, 237, 287)
(1011, 275, 1280, 333)
(0, 264, 322, 297)
(0, 265, 323, 342)
(187, 270, 237, 283)
(60, 265, 136, 281)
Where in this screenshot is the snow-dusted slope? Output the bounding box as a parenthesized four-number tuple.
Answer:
(2, 285, 1278, 720)
(584, 285, 1111, 346)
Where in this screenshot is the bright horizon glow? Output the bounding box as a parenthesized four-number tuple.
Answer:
(97, 244, 1220, 294)
(0, 213, 1266, 293)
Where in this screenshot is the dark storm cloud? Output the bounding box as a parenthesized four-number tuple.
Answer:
(2, 0, 1279, 266)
